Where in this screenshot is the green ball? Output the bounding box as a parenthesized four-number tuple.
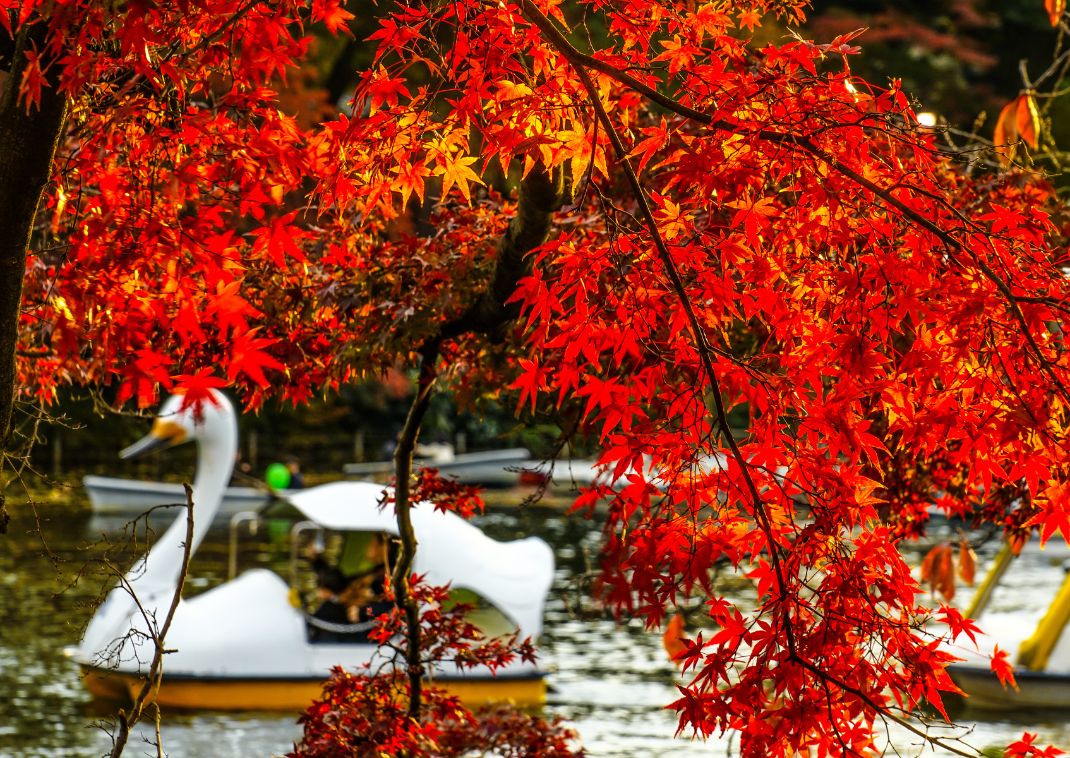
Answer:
(265, 462, 292, 490)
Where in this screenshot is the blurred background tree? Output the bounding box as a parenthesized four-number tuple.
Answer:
(803, 1, 1069, 148)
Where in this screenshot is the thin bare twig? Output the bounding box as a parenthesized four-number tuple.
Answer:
(108, 484, 195, 758)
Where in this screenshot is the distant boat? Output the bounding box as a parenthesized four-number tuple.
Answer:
(83, 474, 284, 516)
(343, 446, 536, 487)
(946, 540, 1070, 709)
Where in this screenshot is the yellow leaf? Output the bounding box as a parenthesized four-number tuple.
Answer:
(438, 154, 482, 203)
(495, 80, 533, 103)
(1016, 92, 1041, 149)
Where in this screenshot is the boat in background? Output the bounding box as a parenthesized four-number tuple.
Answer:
(83, 474, 284, 516)
(947, 541, 1070, 709)
(345, 449, 636, 491)
(71, 392, 553, 711)
(343, 445, 537, 487)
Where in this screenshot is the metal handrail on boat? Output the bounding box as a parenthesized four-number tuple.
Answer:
(227, 510, 261, 580)
(289, 520, 325, 591)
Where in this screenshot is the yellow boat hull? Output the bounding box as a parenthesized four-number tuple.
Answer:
(81, 666, 546, 711)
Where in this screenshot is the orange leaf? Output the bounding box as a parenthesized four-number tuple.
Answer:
(438, 154, 483, 203)
(958, 538, 977, 585)
(1046, 0, 1066, 27)
(936, 545, 956, 601)
(662, 613, 689, 662)
(920, 544, 957, 601)
(920, 542, 948, 582)
(993, 98, 1019, 164)
(1015, 93, 1041, 149)
(991, 644, 1019, 690)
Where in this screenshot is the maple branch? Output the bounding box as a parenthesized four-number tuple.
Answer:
(524, 5, 801, 673)
(386, 161, 570, 725)
(518, 0, 1070, 408)
(391, 340, 441, 722)
(440, 164, 571, 341)
(790, 657, 980, 758)
(0, 21, 68, 534)
(376, 156, 575, 728)
(517, 16, 997, 746)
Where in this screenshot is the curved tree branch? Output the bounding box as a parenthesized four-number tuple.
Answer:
(441, 164, 571, 340)
(391, 339, 440, 722)
(391, 163, 571, 721)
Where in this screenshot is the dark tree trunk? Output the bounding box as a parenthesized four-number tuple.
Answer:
(390, 164, 572, 724)
(0, 22, 69, 531)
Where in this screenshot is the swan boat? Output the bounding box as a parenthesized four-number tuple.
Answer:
(68, 392, 555, 711)
(83, 473, 285, 517)
(946, 541, 1070, 709)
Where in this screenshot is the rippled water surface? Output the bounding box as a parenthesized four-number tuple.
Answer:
(4, 495, 1070, 757)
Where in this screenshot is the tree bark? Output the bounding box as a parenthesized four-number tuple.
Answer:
(0, 22, 69, 532)
(391, 341, 440, 722)
(441, 163, 571, 340)
(389, 164, 571, 724)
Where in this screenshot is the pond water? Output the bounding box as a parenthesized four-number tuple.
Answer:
(3, 494, 1070, 757)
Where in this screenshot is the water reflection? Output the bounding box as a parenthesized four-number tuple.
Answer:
(3, 499, 1070, 756)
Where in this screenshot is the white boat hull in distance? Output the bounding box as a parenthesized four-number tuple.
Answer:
(948, 664, 1070, 710)
(344, 448, 535, 487)
(83, 474, 281, 516)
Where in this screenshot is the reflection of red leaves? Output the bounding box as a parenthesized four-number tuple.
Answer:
(663, 613, 689, 662)
(991, 645, 1019, 691)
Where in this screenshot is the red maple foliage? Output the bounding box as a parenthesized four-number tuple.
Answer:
(4, 0, 1070, 756)
(289, 577, 579, 757)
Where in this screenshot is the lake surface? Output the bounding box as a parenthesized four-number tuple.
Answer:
(4, 493, 1070, 757)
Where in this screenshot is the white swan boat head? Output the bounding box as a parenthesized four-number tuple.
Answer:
(70, 391, 555, 710)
